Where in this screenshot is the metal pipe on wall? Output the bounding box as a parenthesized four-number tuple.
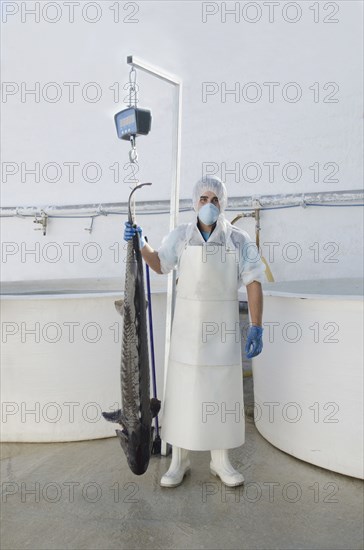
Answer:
(1, 190, 362, 218)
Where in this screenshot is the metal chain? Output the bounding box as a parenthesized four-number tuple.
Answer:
(128, 66, 137, 108)
(128, 66, 138, 166)
(128, 66, 140, 220)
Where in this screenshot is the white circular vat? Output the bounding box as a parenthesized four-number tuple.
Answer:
(1, 278, 166, 443)
(240, 278, 363, 479)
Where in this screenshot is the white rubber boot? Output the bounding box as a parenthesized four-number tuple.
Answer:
(160, 446, 191, 488)
(210, 449, 244, 487)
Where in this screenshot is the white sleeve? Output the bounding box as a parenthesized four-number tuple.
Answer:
(232, 229, 266, 287)
(157, 225, 187, 275)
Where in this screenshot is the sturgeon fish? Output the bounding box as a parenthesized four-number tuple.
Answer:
(102, 182, 161, 475)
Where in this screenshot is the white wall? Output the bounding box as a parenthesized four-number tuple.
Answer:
(1, 0, 363, 285)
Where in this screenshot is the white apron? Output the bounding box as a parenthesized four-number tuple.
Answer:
(161, 242, 245, 450)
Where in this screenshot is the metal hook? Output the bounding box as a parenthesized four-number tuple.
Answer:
(129, 148, 138, 163)
(129, 135, 138, 163)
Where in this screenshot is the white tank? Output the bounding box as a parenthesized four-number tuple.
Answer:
(0, 278, 166, 443)
(239, 278, 363, 479)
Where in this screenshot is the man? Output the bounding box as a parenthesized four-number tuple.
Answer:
(124, 176, 265, 488)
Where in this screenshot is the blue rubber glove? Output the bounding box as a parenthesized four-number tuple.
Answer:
(124, 221, 146, 249)
(245, 325, 263, 359)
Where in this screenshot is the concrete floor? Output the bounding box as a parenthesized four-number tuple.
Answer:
(1, 371, 363, 550)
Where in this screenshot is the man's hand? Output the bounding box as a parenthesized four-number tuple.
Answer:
(124, 222, 163, 274)
(245, 325, 263, 359)
(124, 221, 146, 248)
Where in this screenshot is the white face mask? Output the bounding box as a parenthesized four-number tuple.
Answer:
(198, 203, 220, 225)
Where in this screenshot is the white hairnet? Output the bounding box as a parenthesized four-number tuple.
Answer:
(192, 176, 228, 212)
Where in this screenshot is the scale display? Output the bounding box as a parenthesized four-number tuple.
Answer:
(114, 107, 152, 140)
